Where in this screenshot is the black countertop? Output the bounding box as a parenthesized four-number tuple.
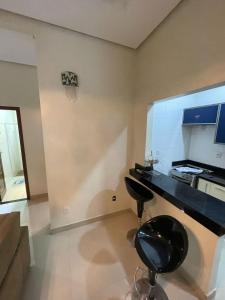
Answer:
(198, 173, 225, 188)
(172, 159, 225, 187)
(130, 168, 225, 237)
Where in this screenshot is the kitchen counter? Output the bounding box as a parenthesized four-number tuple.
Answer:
(130, 168, 225, 236)
(172, 159, 225, 188)
(198, 173, 225, 188)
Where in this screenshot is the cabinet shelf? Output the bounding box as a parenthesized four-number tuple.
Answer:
(215, 103, 225, 144)
(183, 104, 219, 125)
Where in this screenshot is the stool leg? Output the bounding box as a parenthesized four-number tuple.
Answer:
(148, 270, 157, 300)
(138, 217, 142, 227)
(137, 201, 144, 227)
(149, 270, 156, 286)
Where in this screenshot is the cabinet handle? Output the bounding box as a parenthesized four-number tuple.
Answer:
(195, 115, 200, 119)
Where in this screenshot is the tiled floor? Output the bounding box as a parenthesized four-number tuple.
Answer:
(21, 199, 203, 300)
(3, 175, 26, 202)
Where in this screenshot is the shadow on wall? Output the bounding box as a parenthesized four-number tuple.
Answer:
(159, 226, 203, 295)
(50, 124, 133, 228)
(183, 227, 203, 282)
(85, 169, 130, 219)
(29, 21, 134, 229)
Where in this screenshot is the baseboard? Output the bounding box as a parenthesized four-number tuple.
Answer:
(49, 208, 132, 234)
(30, 193, 48, 200)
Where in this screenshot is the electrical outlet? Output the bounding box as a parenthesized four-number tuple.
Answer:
(112, 195, 117, 202)
(63, 206, 70, 215)
(216, 152, 223, 159)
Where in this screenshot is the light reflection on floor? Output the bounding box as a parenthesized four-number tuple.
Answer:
(3, 175, 27, 202)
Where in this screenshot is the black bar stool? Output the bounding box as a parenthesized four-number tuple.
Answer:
(124, 177, 154, 246)
(134, 215, 189, 299)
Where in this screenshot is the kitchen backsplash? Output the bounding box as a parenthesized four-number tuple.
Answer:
(188, 125, 225, 168)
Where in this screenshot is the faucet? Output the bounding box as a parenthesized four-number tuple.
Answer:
(145, 151, 159, 168)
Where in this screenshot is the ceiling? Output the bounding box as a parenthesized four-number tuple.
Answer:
(0, 0, 181, 48)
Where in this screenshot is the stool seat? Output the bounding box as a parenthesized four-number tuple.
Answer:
(135, 215, 188, 274)
(124, 176, 154, 248)
(125, 177, 153, 203)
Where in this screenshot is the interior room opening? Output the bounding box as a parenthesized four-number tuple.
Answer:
(145, 83, 225, 176)
(0, 107, 29, 203)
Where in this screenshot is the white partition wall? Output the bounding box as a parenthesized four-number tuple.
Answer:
(0, 28, 37, 66)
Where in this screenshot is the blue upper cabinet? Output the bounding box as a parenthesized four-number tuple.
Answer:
(183, 105, 219, 125)
(215, 104, 225, 144)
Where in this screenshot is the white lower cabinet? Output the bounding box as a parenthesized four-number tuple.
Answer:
(209, 182, 225, 202)
(197, 178, 225, 202)
(197, 178, 211, 194)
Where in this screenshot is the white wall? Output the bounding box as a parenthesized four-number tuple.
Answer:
(1, 2, 225, 295)
(146, 84, 225, 174)
(0, 28, 37, 66)
(0, 10, 135, 229)
(189, 126, 225, 168)
(133, 0, 225, 166)
(134, 0, 225, 296)
(187, 86, 225, 168)
(146, 97, 191, 174)
(0, 61, 47, 196)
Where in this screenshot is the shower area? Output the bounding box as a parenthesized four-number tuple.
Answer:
(0, 108, 28, 202)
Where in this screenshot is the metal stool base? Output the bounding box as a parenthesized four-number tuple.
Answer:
(130, 278, 169, 300)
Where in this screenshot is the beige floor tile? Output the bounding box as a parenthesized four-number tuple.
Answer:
(21, 200, 201, 300)
(3, 176, 27, 202)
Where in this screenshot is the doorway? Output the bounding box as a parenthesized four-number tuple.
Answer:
(0, 106, 30, 203)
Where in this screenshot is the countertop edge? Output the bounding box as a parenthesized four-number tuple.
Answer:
(198, 174, 225, 188)
(129, 168, 225, 237)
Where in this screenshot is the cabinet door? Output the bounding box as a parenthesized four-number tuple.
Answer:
(197, 178, 211, 194)
(215, 103, 225, 144)
(210, 183, 225, 202)
(183, 105, 218, 125)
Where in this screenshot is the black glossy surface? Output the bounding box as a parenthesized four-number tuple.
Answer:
(172, 159, 225, 187)
(215, 103, 225, 144)
(135, 215, 188, 273)
(130, 168, 225, 236)
(124, 177, 154, 219)
(183, 105, 218, 125)
(198, 173, 225, 188)
(172, 159, 225, 178)
(125, 177, 154, 202)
